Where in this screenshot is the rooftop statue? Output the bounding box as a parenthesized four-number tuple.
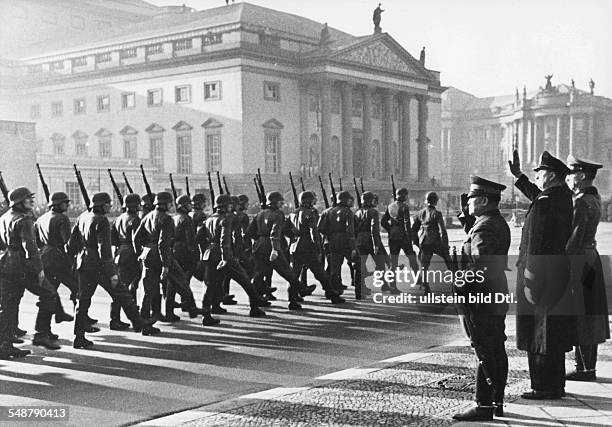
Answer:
(373, 3, 384, 33)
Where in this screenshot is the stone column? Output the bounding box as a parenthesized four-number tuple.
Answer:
(362, 86, 373, 179)
(416, 95, 429, 182)
(400, 93, 412, 178)
(587, 115, 595, 158)
(569, 114, 575, 156)
(299, 81, 310, 171)
(555, 115, 562, 158)
(341, 82, 353, 177)
(533, 118, 540, 161)
(382, 89, 394, 174)
(319, 80, 332, 173)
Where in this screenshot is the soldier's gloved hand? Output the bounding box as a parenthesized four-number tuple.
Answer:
(110, 275, 119, 287)
(160, 266, 169, 280)
(269, 249, 278, 262)
(37, 270, 45, 286)
(460, 193, 470, 216)
(217, 260, 227, 270)
(508, 149, 523, 178)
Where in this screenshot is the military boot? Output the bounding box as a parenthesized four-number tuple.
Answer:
(32, 333, 61, 350)
(55, 312, 74, 324)
(0, 343, 31, 359)
(110, 320, 132, 330)
(73, 335, 94, 349)
(452, 405, 494, 421)
(249, 307, 266, 317)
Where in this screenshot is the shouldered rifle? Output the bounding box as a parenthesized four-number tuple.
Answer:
(299, 177, 305, 192)
(318, 176, 329, 209)
(328, 173, 337, 207)
(353, 177, 362, 209)
(169, 173, 178, 200)
(0, 171, 10, 204)
(256, 168, 265, 201)
(289, 172, 299, 208)
(107, 169, 124, 207)
(391, 174, 397, 201)
(185, 176, 191, 198)
(207, 172, 216, 213)
(36, 163, 50, 203)
(222, 176, 230, 195)
(140, 164, 154, 203)
(122, 172, 133, 194)
(216, 171, 224, 195)
(253, 177, 264, 208)
(73, 164, 91, 210)
(338, 177, 343, 191)
(360, 177, 365, 193)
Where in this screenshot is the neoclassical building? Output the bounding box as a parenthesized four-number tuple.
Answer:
(441, 78, 612, 197)
(0, 1, 444, 206)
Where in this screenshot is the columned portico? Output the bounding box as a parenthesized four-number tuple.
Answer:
(399, 93, 412, 178)
(362, 85, 373, 179)
(382, 89, 394, 173)
(340, 82, 353, 177)
(319, 79, 332, 173)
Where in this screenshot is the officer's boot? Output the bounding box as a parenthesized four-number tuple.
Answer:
(73, 334, 94, 349)
(202, 307, 220, 326)
(0, 342, 31, 359)
(493, 402, 504, 417)
(452, 405, 494, 421)
(32, 332, 61, 350)
(110, 301, 131, 330)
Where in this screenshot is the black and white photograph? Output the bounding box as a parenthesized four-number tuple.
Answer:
(0, 0, 611, 425)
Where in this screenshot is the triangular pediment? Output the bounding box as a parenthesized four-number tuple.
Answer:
(331, 36, 430, 79)
(262, 118, 284, 129)
(120, 125, 138, 136)
(172, 120, 193, 131)
(145, 123, 165, 133)
(94, 128, 112, 137)
(72, 130, 88, 139)
(202, 118, 223, 129)
(50, 132, 65, 140)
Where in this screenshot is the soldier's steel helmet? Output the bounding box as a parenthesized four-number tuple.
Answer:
(396, 187, 409, 198)
(90, 192, 112, 208)
(215, 194, 232, 208)
(266, 191, 284, 204)
(123, 193, 141, 209)
(337, 190, 353, 204)
(299, 191, 315, 204)
(154, 191, 173, 206)
(176, 194, 191, 208)
(230, 195, 239, 205)
(48, 191, 70, 207)
(426, 191, 439, 204)
(9, 187, 35, 207)
(237, 194, 249, 204)
(191, 193, 206, 204)
(361, 191, 376, 204)
(141, 194, 153, 207)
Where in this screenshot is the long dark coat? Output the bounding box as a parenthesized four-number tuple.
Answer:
(515, 176, 575, 354)
(566, 187, 610, 345)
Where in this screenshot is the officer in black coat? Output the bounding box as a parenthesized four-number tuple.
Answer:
(509, 150, 574, 399)
(453, 177, 511, 421)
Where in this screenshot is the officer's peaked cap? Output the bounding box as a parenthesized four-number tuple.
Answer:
(467, 176, 506, 198)
(533, 151, 570, 175)
(567, 155, 603, 175)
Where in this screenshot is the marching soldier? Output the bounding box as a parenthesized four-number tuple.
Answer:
(509, 150, 574, 399)
(318, 191, 358, 299)
(355, 191, 386, 298)
(140, 194, 153, 219)
(565, 156, 610, 381)
(189, 193, 207, 232)
(248, 191, 315, 310)
(0, 187, 59, 357)
(35, 191, 77, 325)
(290, 191, 344, 303)
(452, 177, 510, 421)
(411, 191, 452, 293)
(218, 195, 241, 308)
(381, 187, 420, 293)
(69, 192, 155, 348)
(110, 193, 142, 330)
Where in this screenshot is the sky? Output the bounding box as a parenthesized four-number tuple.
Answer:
(147, 0, 612, 99)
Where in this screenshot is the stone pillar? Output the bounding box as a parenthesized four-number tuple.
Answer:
(520, 118, 529, 164)
(382, 89, 394, 174)
(341, 82, 353, 177)
(533, 117, 540, 161)
(416, 95, 429, 182)
(362, 86, 373, 179)
(299, 81, 310, 171)
(400, 93, 412, 178)
(587, 115, 595, 158)
(569, 114, 575, 156)
(555, 115, 562, 158)
(319, 80, 332, 173)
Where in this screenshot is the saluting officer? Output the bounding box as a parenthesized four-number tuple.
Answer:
(0, 187, 59, 357)
(452, 177, 511, 421)
(565, 156, 610, 381)
(110, 193, 142, 330)
(381, 187, 420, 293)
(35, 191, 77, 324)
(355, 191, 385, 299)
(509, 150, 574, 399)
(69, 192, 155, 348)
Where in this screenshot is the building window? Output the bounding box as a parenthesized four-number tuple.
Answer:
(65, 182, 81, 205)
(72, 56, 88, 67)
(27, 64, 42, 74)
(309, 94, 320, 113)
(96, 95, 110, 112)
(177, 134, 192, 174)
(50, 60, 64, 71)
(122, 92, 135, 109)
(203, 32, 222, 45)
(173, 38, 192, 51)
(52, 135, 65, 155)
(148, 89, 163, 106)
(206, 133, 222, 171)
(175, 85, 191, 103)
(120, 48, 137, 59)
(372, 99, 381, 119)
(95, 52, 112, 63)
(204, 82, 221, 101)
(51, 101, 63, 117)
(264, 82, 280, 101)
(150, 135, 164, 170)
(30, 104, 40, 119)
(371, 140, 381, 178)
(331, 96, 340, 115)
(308, 134, 320, 172)
(352, 99, 363, 118)
(71, 15, 85, 29)
(75, 137, 88, 156)
(264, 132, 280, 173)
(74, 98, 86, 115)
(123, 136, 137, 159)
(146, 43, 164, 55)
(99, 136, 112, 158)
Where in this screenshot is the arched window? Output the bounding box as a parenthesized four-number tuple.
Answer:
(371, 139, 381, 178)
(331, 136, 341, 172)
(173, 121, 193, 174)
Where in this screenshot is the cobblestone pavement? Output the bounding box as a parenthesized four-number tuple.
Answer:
(141, 321, 612, 427)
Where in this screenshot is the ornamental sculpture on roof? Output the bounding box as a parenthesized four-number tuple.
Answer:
(373, 3, 384, 33)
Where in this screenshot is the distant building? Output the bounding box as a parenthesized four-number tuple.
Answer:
(442, 78, 612, 196)
(0, 1, 444, 207)
(0, 120, 37, 195)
